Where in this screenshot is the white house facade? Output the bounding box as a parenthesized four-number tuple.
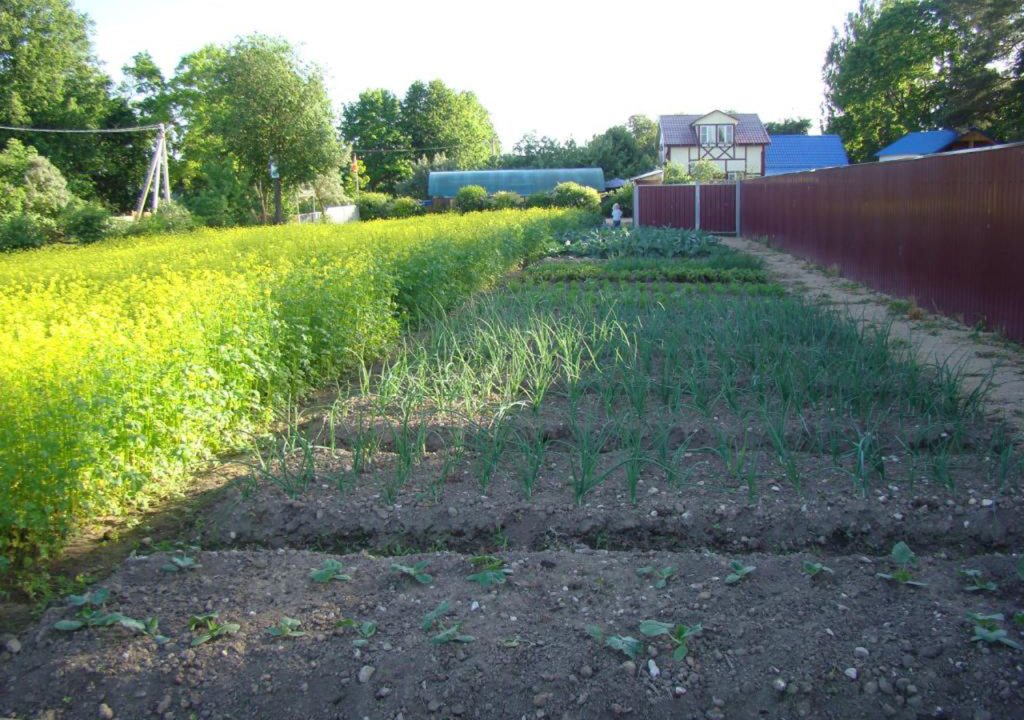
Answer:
(659, 111, 771, 178)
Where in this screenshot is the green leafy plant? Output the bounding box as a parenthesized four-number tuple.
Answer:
(639, 620, 703, 661)
(336, 618, 377, 646)
(585, 625, 643, 660)
(161, 554, 200, 573)
(960, 568, 997, 593)
(725, 560, 755, 584)
(431, 621, 475, 644)
(188, 613, 240, 646)
(968, 613, 1022, 650)
(267, 616, 305, 638)
(803, 561, 835, 578)
(466, 555, 511, 588)
(636, 566, 677, 589)
(391, 560, 432, 585)
(310, 559, 351, 584)
(421, 600, 451, 632)
(876, 541, 928, 587)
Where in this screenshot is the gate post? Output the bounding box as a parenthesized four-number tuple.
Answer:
(694, 184, 701, 231)
(735, 181, 741, 236)
(633, 183, 640, 228)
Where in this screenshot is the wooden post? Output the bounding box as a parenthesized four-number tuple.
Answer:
(133, 132, 162, 220)
(633, 183, 640, 227)
(160, 124, 171, 203)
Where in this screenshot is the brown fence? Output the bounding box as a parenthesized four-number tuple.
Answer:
(740, 143, 1024, 343)
(635, 184, 736, 233)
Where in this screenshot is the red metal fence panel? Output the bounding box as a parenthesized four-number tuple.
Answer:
(637, 185, 695, 228)
(740, 144, 1024, 342)
(700, 184, 736, 233)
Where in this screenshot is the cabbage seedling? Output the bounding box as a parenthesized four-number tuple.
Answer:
(586, 625, 643, 661)
(391, 560, 432, 585)
(876, 542, 927, 587)
(189, 613, 240, 646)
(310, 559, 351, 584)
(803, 561, 834, 578)
(725, 560, 755, 584)
(968, 613, 1022, 651)
(161, 555, 200, 573)
(421, 600, 451, 632)
(267, 617, 305, 638)
(639, 620, 703, 661)
(466, 555, 512, 588)
(636, 566, 677, 589)
(960, 568, 997, 593)
(431, 621, 475, 644)
(336, 618, 377, 646)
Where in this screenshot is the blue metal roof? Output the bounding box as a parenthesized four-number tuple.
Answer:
(427, 168, 606, 198)
(764, 135, 849, 176)
(875, 130, 958, 157)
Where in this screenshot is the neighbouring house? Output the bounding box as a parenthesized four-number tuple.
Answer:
(764, 134, 849, 175)
(658, 111, 771, 179)
(875, 128, 997, 162)
(427, 168, 605, 198)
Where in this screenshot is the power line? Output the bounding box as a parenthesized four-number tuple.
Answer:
(0, 124, 163, 134)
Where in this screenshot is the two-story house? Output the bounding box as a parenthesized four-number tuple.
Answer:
(658, 111, 771, 178)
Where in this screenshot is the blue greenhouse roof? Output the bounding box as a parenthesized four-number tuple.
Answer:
(427, 168, 606, 198)
(764, 135, 849, 176)
(875, 130, 958, 157)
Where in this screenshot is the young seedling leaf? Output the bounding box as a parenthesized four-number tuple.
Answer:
(960, 568, 997, 593)
(585, 624, 605, 643)
(310, 559, 351, 584)
(391, 561, 433, 585)
(54, 619, 84, 631)
(267, 617, 305, 638)
(161, 555, 200, 573)
(466, 569, 510, 588)
(803, 561, 834, 577)
(725, 560, 755, 584)
(639, 620, 674, 638)
(605, 635, 643, 660)
(972, 625, 1023, 651)
(431, 621, 474, 644)
(421, 600, 451, 632)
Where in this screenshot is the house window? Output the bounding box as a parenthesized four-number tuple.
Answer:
(718, 125, 734, 145)
(699, 125, 715, 146)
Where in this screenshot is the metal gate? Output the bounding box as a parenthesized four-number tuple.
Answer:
(634, 183, 738, 234)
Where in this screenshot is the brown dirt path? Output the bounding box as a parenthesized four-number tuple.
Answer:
(724, 236, 1024, 436)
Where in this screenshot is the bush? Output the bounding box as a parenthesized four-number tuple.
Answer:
(455, 185, 491, 213)
(690, 160, 726, 184)
(550, 182, 600, 211)
(492, 191, 522, 210)
(121, 202, 196, 237)
(0, 213, 49, 251)
(356, 192, 393, 220)
(601, 183, 633, 218)
(524, 192, 553, 209)
(663, 163, 692, 184)
(389, 197, 425, 218)
(0, 209, 597, 568)
(61, 202, 112, 244)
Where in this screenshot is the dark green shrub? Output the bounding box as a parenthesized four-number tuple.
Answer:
(492, 191, 522, 210)
(0, 214, 49, 251)
(122, 202, 196, 236)
(455, 185, 491, 213)
(357, 192, 393, 220)
(524, 192, 553, 209)
(61, 203, 111, 244)
(389, 197, 425, 218)
(550, 182, 600, 211)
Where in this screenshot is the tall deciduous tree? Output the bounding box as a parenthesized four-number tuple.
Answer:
(824, 0, 1023, 162)
(0, 0, 150, 210)
(401, 80, 498, 168)
(199, 35, 341, 222)
(341, 89, 412, 192)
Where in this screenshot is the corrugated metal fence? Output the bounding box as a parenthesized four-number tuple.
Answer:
(740, 144, 1024, 343)
(635, 183, 736, 233)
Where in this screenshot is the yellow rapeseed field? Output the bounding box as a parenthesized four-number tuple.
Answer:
(0, 209, 589, 566)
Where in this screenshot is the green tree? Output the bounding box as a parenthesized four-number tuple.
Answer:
(627, 114, 660, 172)
(586, 125, 640, 178)
(401, 80, 498, 168)
(341, 89, 413, 192)
(499, 133, 587, 169)
(764, 118, 813, 134)
(0, 0, 150, 210)
(198, 35, 341, 222)
(823, 0, 1024, 162)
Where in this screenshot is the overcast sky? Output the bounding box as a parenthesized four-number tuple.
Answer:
(76, 0, 861, 148)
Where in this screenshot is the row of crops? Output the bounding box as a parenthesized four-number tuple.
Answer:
(0, 210, 594, 568)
